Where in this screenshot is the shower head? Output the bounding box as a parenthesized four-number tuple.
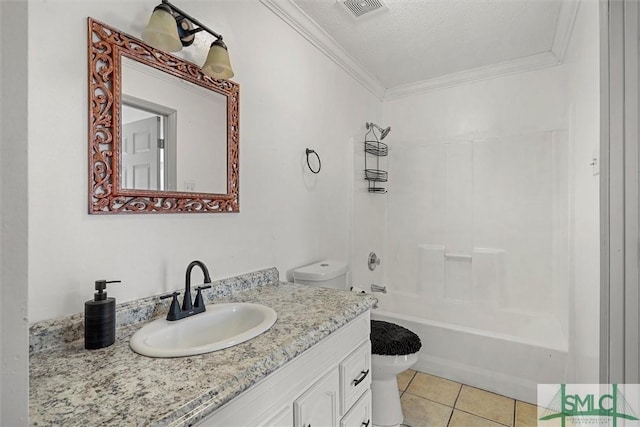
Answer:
(380, 126, 391, 140)
(366, 122, 391, 140)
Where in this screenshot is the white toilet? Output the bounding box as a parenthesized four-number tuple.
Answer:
(369, 320, 421, 427)
(293, 260, 421, 427)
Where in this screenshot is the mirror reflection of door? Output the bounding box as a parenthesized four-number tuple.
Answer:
(122, 116, 160, 190)
(121, 98, 177, 191)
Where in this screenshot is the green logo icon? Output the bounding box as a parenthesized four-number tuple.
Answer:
(539, 384, 639, 426)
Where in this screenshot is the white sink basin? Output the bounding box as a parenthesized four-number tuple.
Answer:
(130, 303, 277, 358)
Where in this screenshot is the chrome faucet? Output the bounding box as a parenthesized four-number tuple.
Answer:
(371, 284, 387, 293)
(160, 260, 212, 321)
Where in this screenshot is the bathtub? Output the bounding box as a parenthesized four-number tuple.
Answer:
(371, 291, 568, 404)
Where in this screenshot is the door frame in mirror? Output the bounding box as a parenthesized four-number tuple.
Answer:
(88, 18, 239, 214)
(121, 94, 178, 192)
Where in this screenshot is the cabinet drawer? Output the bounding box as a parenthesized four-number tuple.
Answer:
(339, 341, 371, 415)
(340, 390, 371, 427)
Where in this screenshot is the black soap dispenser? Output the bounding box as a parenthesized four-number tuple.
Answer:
(85, 279, 120, 350)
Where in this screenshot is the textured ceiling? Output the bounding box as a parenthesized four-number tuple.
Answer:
(292, 0, 563, 90)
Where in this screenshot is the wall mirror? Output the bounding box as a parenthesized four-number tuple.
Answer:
(88, 18, 239, 214)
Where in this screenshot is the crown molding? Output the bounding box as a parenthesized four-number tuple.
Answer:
(551, 0, 580, 61)
(259, 0, 386, 100)
(384, 51, 561, 100)
(261, 0, 580, 101)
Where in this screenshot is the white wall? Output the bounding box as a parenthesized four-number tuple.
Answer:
(1, 1, 29, 425)
(0, 3, 3, 421)
(27, 0, 381, 322)
(563, 0, 600, 383)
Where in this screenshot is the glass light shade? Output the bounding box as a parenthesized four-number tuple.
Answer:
(142, 7, 182, 52)
(202, 41, 234, 79)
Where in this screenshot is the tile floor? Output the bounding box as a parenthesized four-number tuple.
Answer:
(398, 370, 542, 427)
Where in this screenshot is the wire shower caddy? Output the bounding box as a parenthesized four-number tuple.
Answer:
(364, 126, 388, 193)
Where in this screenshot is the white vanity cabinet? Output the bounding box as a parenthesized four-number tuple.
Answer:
(294, 369, 339, 427)
(341, 391, 372, 427)
(201, 311, 371, 427)
(261, 406, 292, 427)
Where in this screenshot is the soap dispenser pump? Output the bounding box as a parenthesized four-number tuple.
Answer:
(85, 279, 120, 350)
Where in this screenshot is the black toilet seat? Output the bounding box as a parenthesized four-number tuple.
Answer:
(370, 320, 422, 356)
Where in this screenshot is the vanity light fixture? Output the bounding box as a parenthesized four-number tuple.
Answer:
(142, 0, 234, 79)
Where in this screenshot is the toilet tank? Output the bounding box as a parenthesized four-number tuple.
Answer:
(292, 260, 348, 290)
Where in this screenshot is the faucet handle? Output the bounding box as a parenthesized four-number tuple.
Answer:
(159, 291, 180, 300)
(160, 292, 182, 320)
(194, 285, 212, 309)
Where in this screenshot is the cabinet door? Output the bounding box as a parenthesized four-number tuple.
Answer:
(340, 390, 371, 427)
(294, 368, 339, 427)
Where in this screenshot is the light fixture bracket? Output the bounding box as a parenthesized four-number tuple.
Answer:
(175, 16, 197, 47)
(160, 0, 223, 43)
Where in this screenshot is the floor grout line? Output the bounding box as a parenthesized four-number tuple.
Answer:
(404, 371, 417, 391)
(446, 383, 464, 427)
(445, 406, 455, 427)
(452, 408, 513, 427)
(401, 389, 455, 406)
(452, 382, 463, 408)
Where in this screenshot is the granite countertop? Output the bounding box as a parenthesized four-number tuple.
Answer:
(29, 268, 376, 426)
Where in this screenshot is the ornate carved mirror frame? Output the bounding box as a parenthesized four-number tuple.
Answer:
(88, 18, 239, 214)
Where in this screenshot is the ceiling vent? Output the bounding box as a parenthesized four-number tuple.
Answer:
(338, 0, 388, 19)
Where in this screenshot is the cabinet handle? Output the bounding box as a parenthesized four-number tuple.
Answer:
(352, 369, 370, 386)
(361, 420, 370, 427)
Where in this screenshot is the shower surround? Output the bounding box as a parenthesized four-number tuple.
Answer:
(388, 130, 569, 324)
(373, 129, 570, 403)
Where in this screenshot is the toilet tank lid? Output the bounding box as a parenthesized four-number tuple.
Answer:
(292, 260, 348, 281)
